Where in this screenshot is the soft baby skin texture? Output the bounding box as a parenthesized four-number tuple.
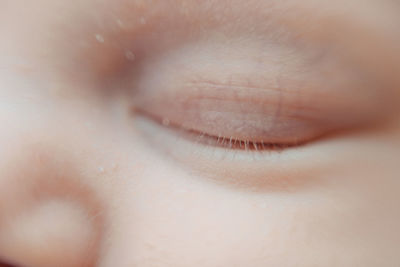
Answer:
(1, 1, 400, 266)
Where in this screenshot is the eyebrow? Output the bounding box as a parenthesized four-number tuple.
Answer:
(82, 0, 400, 97)
(112, 0, 398, 38)
(112, 0, 400, 64)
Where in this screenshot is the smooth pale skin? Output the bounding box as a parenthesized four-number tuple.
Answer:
(1, 1, 400, 266)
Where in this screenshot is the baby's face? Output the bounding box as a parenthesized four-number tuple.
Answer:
(1, 0, 400, 266)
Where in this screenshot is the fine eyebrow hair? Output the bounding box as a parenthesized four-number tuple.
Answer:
(109, 0, 400, 82)
(111, 0, 399, 41)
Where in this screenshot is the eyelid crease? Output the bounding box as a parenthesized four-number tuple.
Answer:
(181, 80, 326, 108)
(174, 75, 382, 121)
(184, 80, 285, 94)
(175, 80, 344, 124)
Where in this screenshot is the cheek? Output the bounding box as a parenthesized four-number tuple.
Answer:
(100, 158, 280, 265)
(104, 128, 400, 266)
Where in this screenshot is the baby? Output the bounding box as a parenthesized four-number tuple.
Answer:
(0, 0, 400, 266)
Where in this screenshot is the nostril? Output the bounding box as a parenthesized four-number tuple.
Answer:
(0, 200, 98, 267)
(0, 261, 18, 267)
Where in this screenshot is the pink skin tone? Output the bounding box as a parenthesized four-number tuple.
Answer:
(1, 1, 400, 266)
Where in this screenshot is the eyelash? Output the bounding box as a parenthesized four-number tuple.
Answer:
(182, 128, 291, 152)
(135, 108, 294, 153)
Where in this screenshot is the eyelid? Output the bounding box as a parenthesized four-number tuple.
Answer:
(132, 72, 377, 146)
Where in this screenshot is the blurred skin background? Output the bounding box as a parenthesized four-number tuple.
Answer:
(0, 0, 400, 266)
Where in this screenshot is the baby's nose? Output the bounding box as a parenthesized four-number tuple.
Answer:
(0, 142, 104, 267)
(0, 200, 98, 267)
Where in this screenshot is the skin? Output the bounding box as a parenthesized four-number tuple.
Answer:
(1, 0, 400, 266)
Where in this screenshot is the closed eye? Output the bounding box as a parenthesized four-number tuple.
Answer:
(126, 34, 389, 153)
(131, 72, 381, 152)
(132, 107, 297, 152)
